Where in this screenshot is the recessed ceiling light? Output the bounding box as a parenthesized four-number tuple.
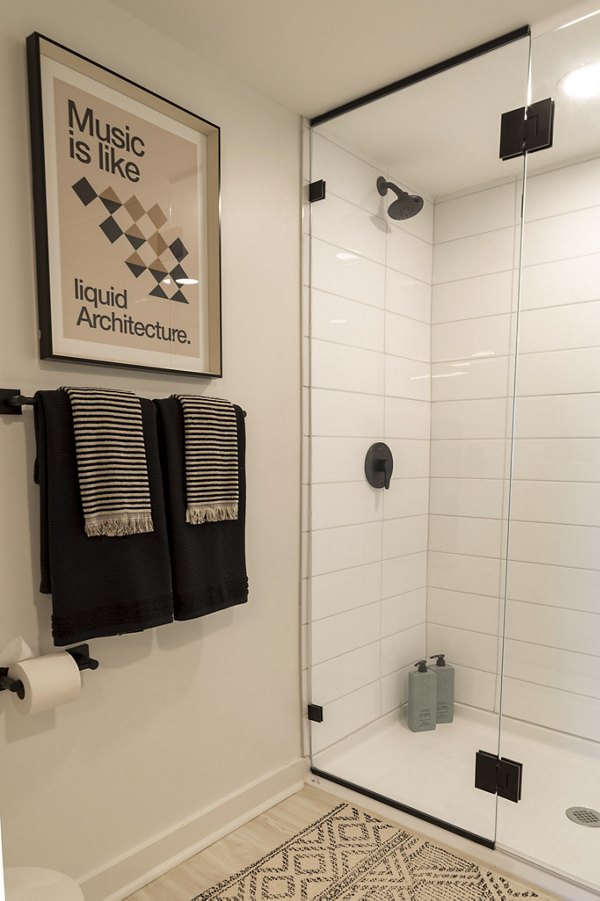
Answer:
(561, 62, 600, 98)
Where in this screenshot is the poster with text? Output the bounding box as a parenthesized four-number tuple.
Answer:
(29, 34, 222, 376)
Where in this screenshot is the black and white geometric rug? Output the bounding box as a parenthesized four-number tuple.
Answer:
(194, 802, 555, 900)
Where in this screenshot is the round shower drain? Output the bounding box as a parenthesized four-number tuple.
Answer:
(566, 807, 600, 827)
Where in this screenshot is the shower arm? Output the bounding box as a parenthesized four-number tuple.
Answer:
(376, 176, 407, 201)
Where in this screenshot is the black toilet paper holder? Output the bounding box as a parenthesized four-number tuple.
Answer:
(0, 643, 99, 700)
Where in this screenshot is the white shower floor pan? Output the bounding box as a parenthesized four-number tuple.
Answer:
(312, 705, 600, 893)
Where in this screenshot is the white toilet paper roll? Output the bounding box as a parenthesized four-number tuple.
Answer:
(8, 653, 81, 714)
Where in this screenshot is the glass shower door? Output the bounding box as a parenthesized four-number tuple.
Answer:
(307, 32, 530, 845)
(497, 11, 600, 893)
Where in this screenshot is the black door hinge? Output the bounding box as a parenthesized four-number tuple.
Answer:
(307, 703, 323, 723)
(475, 750, 523, 802)
(499, 98, 555, 161)
(309, 180, 326, 202)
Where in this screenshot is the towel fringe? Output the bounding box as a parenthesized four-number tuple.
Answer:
(85, 514, 154, 538)
(186, 504, 239, 525)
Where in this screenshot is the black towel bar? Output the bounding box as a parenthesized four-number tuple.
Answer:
(0, 390, 34, 414)
(0, 389, 247, 417)
(0, 643, 99, 699)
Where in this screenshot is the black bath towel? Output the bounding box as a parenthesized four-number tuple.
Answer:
(155, 397, 248, 620)
(35, 390, 173, 646)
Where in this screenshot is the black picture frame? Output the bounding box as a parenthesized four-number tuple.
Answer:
(27, 32, 223, 378)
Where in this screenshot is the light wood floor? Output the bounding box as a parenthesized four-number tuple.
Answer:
(125, 786, 339, 900)
(125, 784, 556, 901)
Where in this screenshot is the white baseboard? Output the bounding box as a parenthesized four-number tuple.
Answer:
(79, 757, 308, 901)
(306, 772, 599, 901)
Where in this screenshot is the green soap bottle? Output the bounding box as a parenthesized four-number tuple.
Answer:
(408, 659, 437, 732)
(429, 654, 454, 723)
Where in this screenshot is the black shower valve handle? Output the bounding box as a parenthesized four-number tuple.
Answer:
(375, 457, 392, 489)
(365, 443, 394, 490)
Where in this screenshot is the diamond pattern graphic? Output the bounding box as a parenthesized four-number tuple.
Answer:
(125, 252, 146, 278)
(124, 194, 145, 221)
(148, 202, 168, 228)
(99, 216, 122, 244)
(148, 231, 168, 256)
(72, 177, 195, 303)
(124, 224, 146, 250)
(72, 176, 97, 206)
(99, 186, 122, 214)
(170, 237, 188, 261)
(148, 258, 168, 281)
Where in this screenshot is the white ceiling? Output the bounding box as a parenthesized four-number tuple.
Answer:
(109, 0, 585, 117)
(109, 0, 600, 197)
(315, 38, 529, 198)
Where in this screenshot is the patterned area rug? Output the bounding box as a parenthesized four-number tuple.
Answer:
(194, 803, 554, 900)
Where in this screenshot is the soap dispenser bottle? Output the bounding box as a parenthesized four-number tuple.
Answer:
(429, 654, 454, 723)
(408, 659, 437, 732)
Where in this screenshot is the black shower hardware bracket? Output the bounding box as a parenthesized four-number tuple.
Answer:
(475, 749, 523, 803)
(308, 179, 326, 202)
(307, 704, 324, 723)
(0, 643, 100, 700)
(499, 97, 554, 160)
(365, 443, 394, 489)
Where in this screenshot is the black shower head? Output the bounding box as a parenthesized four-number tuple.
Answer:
(377, 176, 424, 220)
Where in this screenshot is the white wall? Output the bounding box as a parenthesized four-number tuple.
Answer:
(307, 133, 432, 755)
(0, 0, 302, 893)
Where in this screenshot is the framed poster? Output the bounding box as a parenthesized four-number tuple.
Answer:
(27, 33, 222, 377)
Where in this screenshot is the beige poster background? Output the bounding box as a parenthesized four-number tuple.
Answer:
(49, 72, 208, 363)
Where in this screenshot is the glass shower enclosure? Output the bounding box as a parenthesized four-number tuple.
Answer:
(305, 12, 600, 895)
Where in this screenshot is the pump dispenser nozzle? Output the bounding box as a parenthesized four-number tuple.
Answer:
(429, 653, 455, 724)
(408, 660, 437, 731)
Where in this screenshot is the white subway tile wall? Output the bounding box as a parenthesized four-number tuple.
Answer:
(305, 131, 600, 752)
(431, 159, 600, 743)
(429, 178, 514, 719)
(503, 159, 600, 742)
(308, 133, 433, 751)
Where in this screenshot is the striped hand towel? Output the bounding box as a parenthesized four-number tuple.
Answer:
(174, 395, 239, 524)
(62, 387, 154, 537)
